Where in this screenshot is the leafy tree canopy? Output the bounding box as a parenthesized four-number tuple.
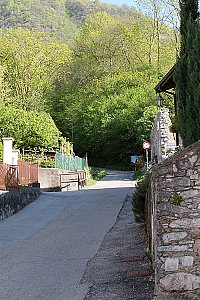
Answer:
(0, 105, 61, 149)
(50, 10, 177, 165)
(0, 2, 178, 165)
(0, 0, 77, 41)
(71, 11, 177, 85)
(0, 28, 72, 111)
(0, 0, 137, 42)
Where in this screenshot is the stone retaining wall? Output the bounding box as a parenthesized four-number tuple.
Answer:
(0, 186, 41, 221)
(147, 140, 200, 299)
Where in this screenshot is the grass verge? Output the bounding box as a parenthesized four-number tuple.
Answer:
(86, 167, 107, 186)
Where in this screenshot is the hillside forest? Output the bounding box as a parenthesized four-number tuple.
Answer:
(0, 0, 179, 166)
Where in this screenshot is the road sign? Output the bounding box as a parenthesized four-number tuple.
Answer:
(130, 156, 137, 163)
(143, 142, 151, 150)
(143, 142, 151, 169)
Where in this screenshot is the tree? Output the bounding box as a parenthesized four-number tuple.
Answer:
(0, 105, 61, 149)
(70, 70, 158, 165)
(135, 0, 180, 74)
(179, 0, 199, 54)
(174, 0, 200, 146)
(135, 106, 158, 148)
(71, 12, 131, 84)
(0, 28, 72, 111)
(0, 0, 78, 41)
(71, 10, 177, 86)
(0, 66, 14, 106)
(51, 10, 177, 165)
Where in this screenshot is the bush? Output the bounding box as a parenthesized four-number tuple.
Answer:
(86, 167, 107, 186)
(133, 169, 145, 181)
(132, 171, 151, 222)
(0, 105, 61, 149)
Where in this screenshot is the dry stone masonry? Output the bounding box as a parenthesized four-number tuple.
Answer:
(148, 140, 200, 300)
(150, 108, 176, 164)
(0, 187, 41, 221)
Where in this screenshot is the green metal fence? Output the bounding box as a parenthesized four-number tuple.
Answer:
(55, 152, 85, 171)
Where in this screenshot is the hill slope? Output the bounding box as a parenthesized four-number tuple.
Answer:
(0, 0, 77, 41)
(0, 0, 136, 41)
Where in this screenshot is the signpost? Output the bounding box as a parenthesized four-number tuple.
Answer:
(143, 142, 151, 169)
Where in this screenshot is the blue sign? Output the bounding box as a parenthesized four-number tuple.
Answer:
(130, 156, 137, 163)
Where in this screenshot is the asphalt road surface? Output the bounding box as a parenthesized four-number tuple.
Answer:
(0, 170, 134, 300)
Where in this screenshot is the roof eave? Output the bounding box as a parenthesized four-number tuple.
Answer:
(154, 64, 176, 93)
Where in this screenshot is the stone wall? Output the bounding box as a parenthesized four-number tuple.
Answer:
(0, 186, 41, 221)
(151, 108, 176, 164)
(147, 140, 200, 299)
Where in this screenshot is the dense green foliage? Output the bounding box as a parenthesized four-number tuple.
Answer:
(132, 171, 151, 222)
(133, 169, 145, 181)
(175, 0, 200, 146)
(0, 28, 72, 111)
(66, 0, 136, 25)
(86, 167, 107, 186)
(0, 1, 178, 165)
(72, 74, 158, 164)
(179, 0, 199, 52)
(0, 105, 61, 149)
(0, 0, 77, 41)
(71, 11, 176, 83)
(0, 0, 136, 42)
(49, 10, 177, 165)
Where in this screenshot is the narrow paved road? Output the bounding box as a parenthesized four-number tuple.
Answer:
(0, 171, 134, 300)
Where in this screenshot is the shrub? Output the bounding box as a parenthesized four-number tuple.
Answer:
(132, 171, 151, 222)
(133, 169, 145, 181)
(0, 105, 61, 149)
(86, 167, 107, 186)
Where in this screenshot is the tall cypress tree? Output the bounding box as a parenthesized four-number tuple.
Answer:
(174, 0, 200, 146)
(186, 20, 200, 143)
(179, 0, 199, 54)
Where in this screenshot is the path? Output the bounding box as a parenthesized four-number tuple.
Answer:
(0, 170, 154, 299)
(82, 187, 154, 299)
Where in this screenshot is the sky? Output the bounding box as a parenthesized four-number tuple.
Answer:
(100, 0, 136, 6)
